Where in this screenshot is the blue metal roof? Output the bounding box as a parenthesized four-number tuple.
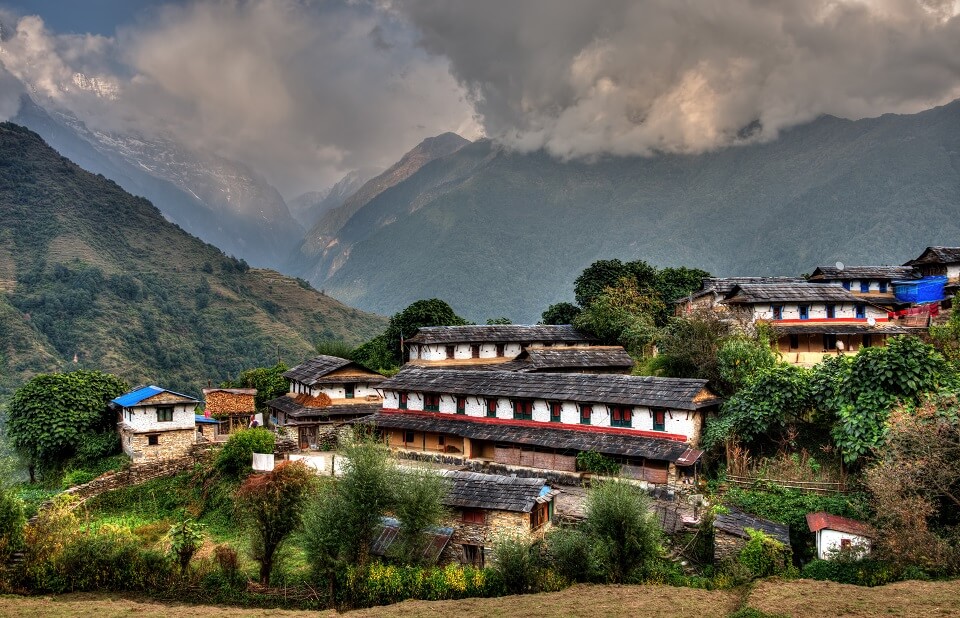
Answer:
(195, 414, 220, 424)
(112, 385, 198, 407)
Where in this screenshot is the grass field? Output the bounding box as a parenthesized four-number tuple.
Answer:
(2, 579, 959, 618)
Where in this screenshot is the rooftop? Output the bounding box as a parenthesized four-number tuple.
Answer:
(410, 346, 635, 373)
(370, 516, 452, 564)
(714, 508, 791, 545)
(723, 283, 865, 304)
(379, 368, 718, 410)
(407, 324, 595, 344)
(112, 385, 198, 408)
(806, 512, 876, 538)
(265, 394, 381, 420)
(283, 355, 385, 386)
(356, 411, 702, 464)
(202, 388, 257, 395)
(680, 277, 807, 302)
(772, 323, 923, 335)
(809, 266, 918, 281)
(440, 470, 555, 513)
(905, 246, 960, 266)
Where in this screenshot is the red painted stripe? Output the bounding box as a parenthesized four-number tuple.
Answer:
(772, 318, 871, 324)
(378, 408, 689, 442)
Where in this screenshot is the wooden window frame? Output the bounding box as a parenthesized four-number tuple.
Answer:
(404, 430, 415, 444)
(879, 281, 888, 293)
(438, 434, 446, 446)
(156, 407, 173, 423)
(486, 398, 498, 417)
(471, 344, 480, 359)
(580, 404, 592, 425)
(860, 281, 870, 293)
(772, 305, 784, 320)
(549, 402, 562, 423)
(398, 392, 408, 410)
(825, 304, 836, 319)
(462, 509, 485, 524)
(798, 305, 810, 320)
(462, 543, 485, 568)
(456, 396, 467, 415)
(842, 281, 851, 290)
(147, 434, 160, 446)
(495, 344, 505, 357)
(855, 304, 866, 319)
(530, 503, 549, 530)
(653, 409, 666, 431)
(611, 405, 633, 428)
(424, 394, 441, 412)
(789, 334, 800, 350)
(344, 384, 355, 399)
(512, 399, 533, 420)
(445, 345, 455, 359)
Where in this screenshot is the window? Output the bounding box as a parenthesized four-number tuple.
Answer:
(772, 305, 783, 320)
(823, 334, 837, 351)
(842, 281, 851, 290)
(530, 503, 549, 530)
(826, 304, 836, 319)
(862, 334, 872, 348)
(496, 344, 505, 357)
(445, 345, 455, 359)
(513, 399, 533, 420)
(840, 538, 852, 549)
(462, 543, 484, 568)
(463, 509, 485, 524)
(486, 398, 498, 417)
(879, 281, 888, 293)
(424, 394, 441, 412)
(580, 404, 592, 425)
(147, 434, 159, 446)
(549, 402, 562, 423)
(653, 409, 666, 431)
(156, 407, 173, 422)
(611, 406, 633, 428)
(344, 384, 355, 399)
(471, 345, 480, 359)
(438, 434, 445, 446)
(398, 392, 408, 410)
(855, 304, 866, 319)
(789, 334, 800, 350)
(859, 281, 869, 293)
(456, 396, 467, 415)
(798, 305, 809, 320)
(404, 431, 415, 444)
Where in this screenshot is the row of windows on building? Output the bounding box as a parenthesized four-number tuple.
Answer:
(397, 392, 666, 430)
(291, 381, 357, 398)
(841, 281, 888, 293)
(787, 333, 875, 350)
(771, 303, 867, 320)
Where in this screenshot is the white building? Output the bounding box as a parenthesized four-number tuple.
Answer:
(405, 324, 596, 367)
(806, 512, 875, 560)
(112, 386, 199, 460)
(807, 265, 918, 306)
(904, 246, 960, 283)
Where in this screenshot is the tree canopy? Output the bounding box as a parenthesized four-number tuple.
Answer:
(221, 362, 289, 414)
(6, 370, 128, 479)
(354, 298, 469, 370)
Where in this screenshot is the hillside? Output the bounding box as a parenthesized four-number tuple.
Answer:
(0, 122, 385, 397)
(13, 96, 304, 270)
(309, 101, 960, 323)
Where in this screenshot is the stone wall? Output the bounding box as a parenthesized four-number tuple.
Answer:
(122, 427, 195, 461)
(439, 508, 547, 566)
(714, 530, 747, 564)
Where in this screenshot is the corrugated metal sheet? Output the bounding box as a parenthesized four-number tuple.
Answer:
(370, 517, 453, 564)
(806, 512, 875, 538)
(112, 385, 198, 407)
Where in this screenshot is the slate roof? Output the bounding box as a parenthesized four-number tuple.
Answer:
(202, 388, 257, 395)
(714, 508, 791, 545)
(283, 355, 384, 386)
(440, 470, 554, 513)
(265, 395, 381, 420)
(379, 368, 718, 410)
(723, 283, 864, 304)
(680, 277, 807, 302)
(355, 412, 701, 463)
(407, 324, 595, 344)
(806, 512, 876, 538)
(772, 323, 922, 335)
(905, 246, 960, 266)
(371, 516, 452, 564)
(809, 266, 918, 281)
(510, 346, 635, 372)
(112, 385, 198, 407)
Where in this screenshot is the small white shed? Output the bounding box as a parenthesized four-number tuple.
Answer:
(806, 512, 875, 560)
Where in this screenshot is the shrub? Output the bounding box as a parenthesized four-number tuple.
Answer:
(168, 515, 205, 573)
(342, 563, 501, 608)
(53, 527, 174, 592)
(737, 528, 791, 578)
(214, 544, 241, 584)
(493, 536, 538, 594)
(0, 489, 25, 560)
(62, 469, 96, 488)
(584, 480, 662, 583)
(215, 428, 275, 476)
(544, 527, 595, 583)
(575, 450, 621, 475)
(800, 557, 909, 586)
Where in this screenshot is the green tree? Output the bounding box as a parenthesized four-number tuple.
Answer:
(493, 535, 538, 594)
(717, 331, 778, 395)
(221, 362, 289, 415)
(7, 370, 128, 481)
(236, 460, 316, 584)
(584, 480, 662, 583)
(649, 312, 731, 389)
(167, 515, 204, 573)
(485, 317, 512, 325)
(391, 467, 449, 565)
(544, 527, 596, 583)
(540, 302, 581, 325)
(574, 259, 638, 308)
(574, 278, 661, 357)
(215, 428, 276, 477)
(355, 299, 469, 370)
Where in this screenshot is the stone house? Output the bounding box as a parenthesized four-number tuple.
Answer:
(807, 265, 918, 307)
(202, 387, 257, 434)
(904, 246, 960, 282)
(405, 324, 597, 368)
(713, 508, 791, 565)
(721, 282, 922, 366)
(674, 277, 807, 315)
(112, 385, 199, 461)
(806, 512, 875, 560)
(362, 368, 717, 485)
(266, 355, 385, 450)
(439, 471, 557, 567)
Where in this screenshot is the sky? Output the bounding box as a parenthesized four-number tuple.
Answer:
(2, 0, 960, 198)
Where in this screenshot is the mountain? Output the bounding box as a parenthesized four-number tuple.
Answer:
(308, 101, 960, 323)
(288, 132, 470, 281)
(287, 167, 382, 229)
(0, 122, 386, 397)
(13, 96, 303, 269)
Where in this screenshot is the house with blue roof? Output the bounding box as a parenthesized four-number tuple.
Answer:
(111, 386, 199, 460)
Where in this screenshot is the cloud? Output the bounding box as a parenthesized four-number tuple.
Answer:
(0, 1, 481, 195)
(393, 0, 960, 158)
